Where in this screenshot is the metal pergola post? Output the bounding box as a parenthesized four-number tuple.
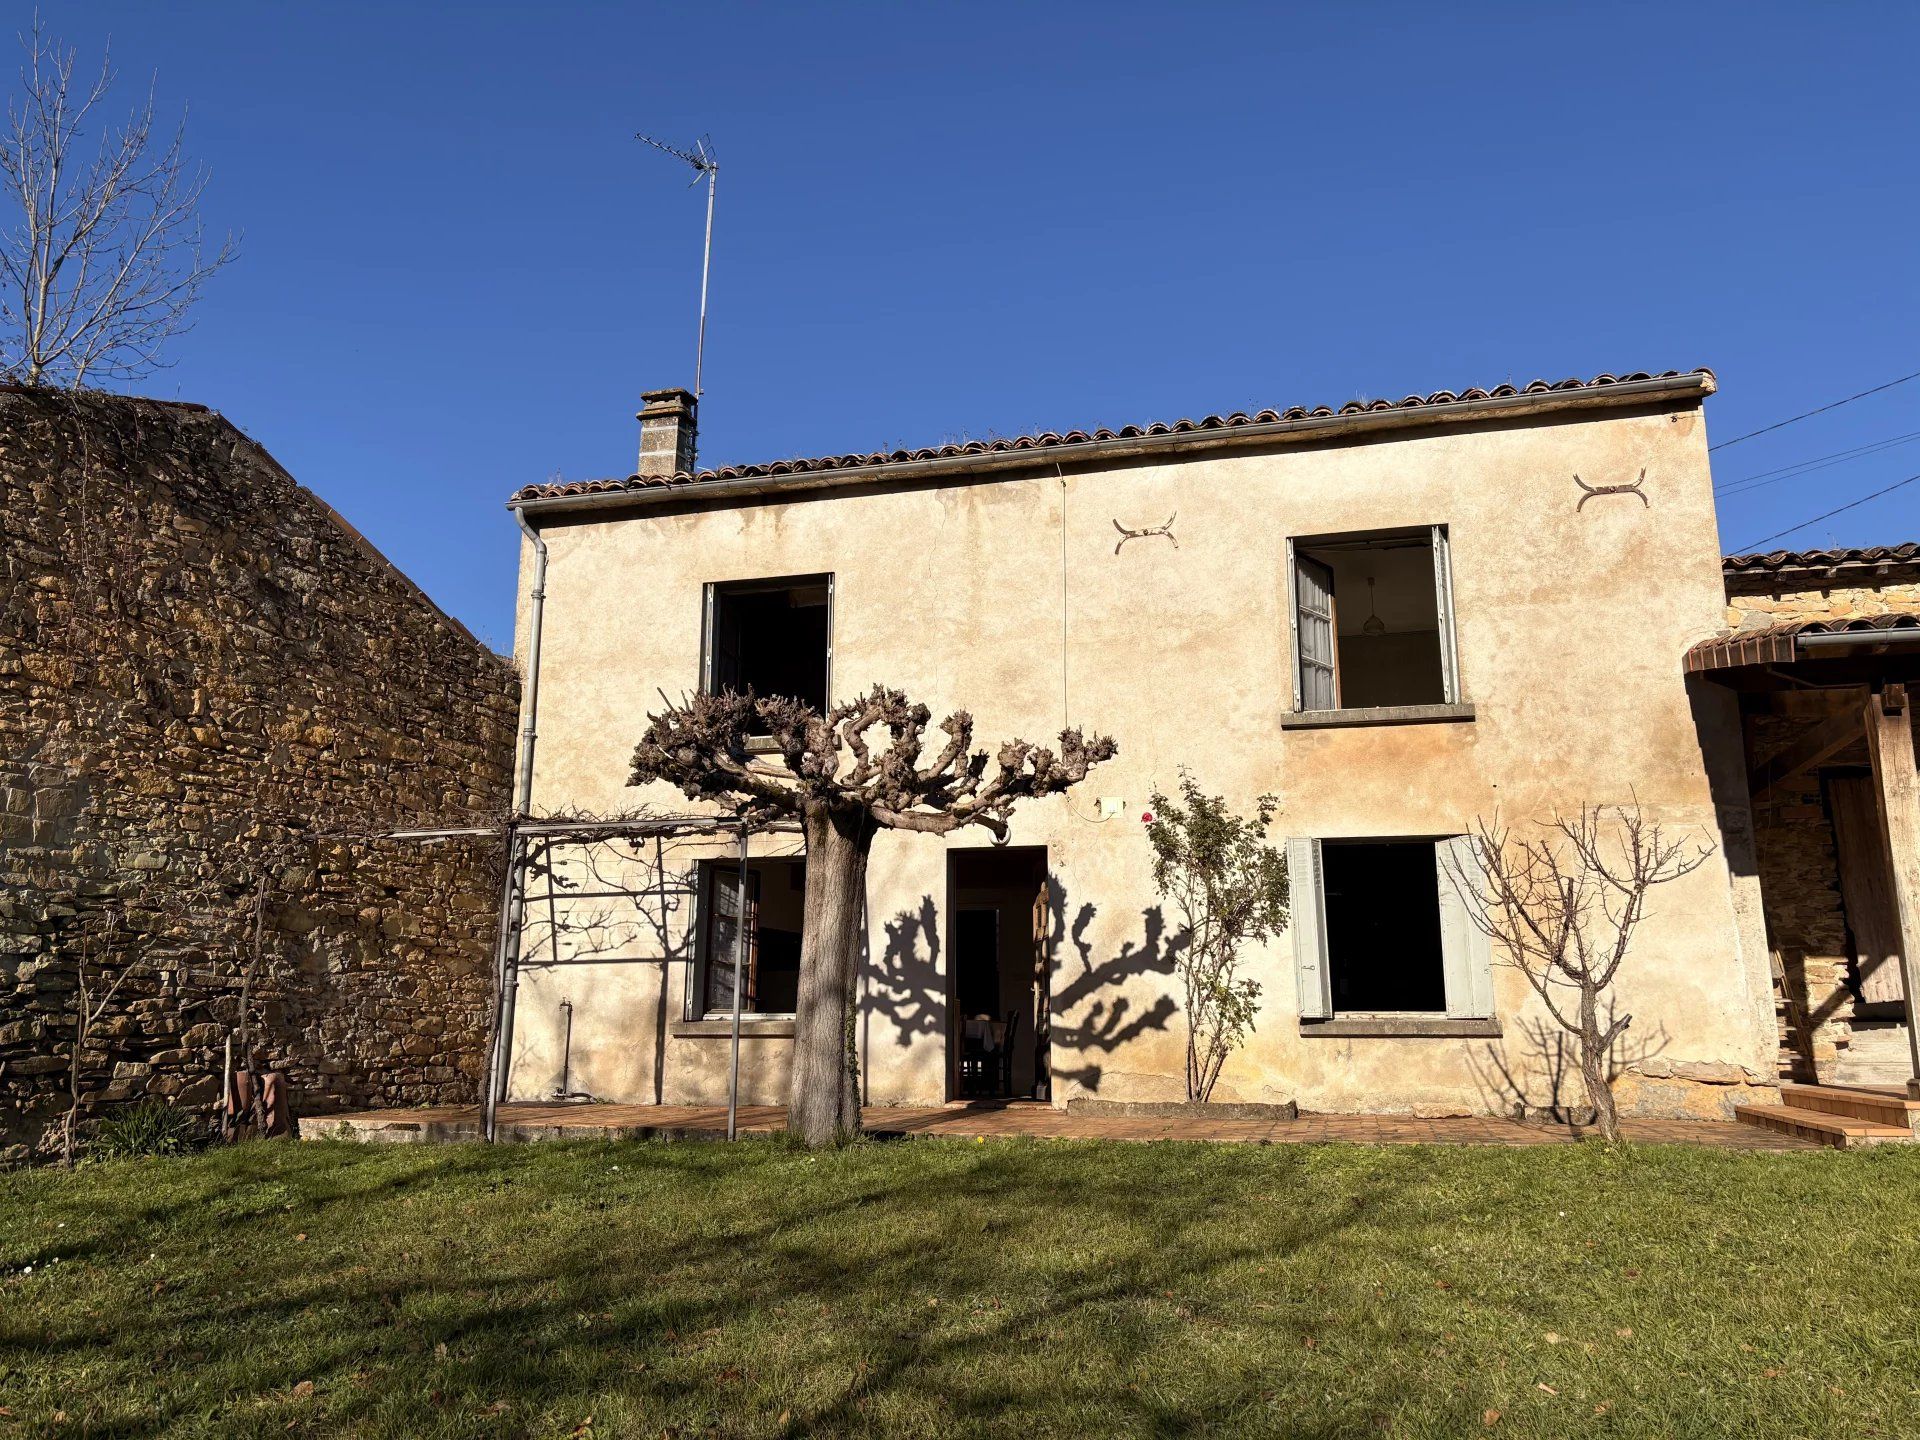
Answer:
(726, 823, 748, 1141)
(482, 822, 524, 1143)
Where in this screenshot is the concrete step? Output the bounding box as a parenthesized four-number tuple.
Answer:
(1778, 1083, 1920, 1135)
(1733, 1102, 1915, 1149)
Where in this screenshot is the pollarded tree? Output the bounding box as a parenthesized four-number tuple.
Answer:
(631, 685, 1115, 1148)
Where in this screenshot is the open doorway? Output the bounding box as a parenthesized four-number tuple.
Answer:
(947, 846, 1049, 1101)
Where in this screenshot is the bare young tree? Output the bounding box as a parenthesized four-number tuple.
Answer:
(62, 909, 138, 1166)
(631, 685, 1115, 1147)
(0, 19, 234, 387)
(1448, 801, 1713, 1142)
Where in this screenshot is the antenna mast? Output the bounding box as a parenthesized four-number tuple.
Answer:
(636, 132, 718, 399)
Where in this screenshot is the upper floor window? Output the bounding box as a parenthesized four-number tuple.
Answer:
(702, 574, 832, 713)
(1287, 527, 1458, 712)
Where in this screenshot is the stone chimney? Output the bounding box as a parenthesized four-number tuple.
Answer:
(636, 387, 698, 478)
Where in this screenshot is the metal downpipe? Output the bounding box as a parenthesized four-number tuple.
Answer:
(487, 512, 550, 1137)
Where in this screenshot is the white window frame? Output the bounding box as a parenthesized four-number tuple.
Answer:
(1285, 526, 1461, 714)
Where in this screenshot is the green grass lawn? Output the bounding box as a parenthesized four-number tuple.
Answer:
(2, 1137, 1917, 1438)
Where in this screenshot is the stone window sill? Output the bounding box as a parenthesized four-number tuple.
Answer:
(1279, 702, 1476, 730)
(670, 1017, 796, 1039)
(1300, 1016, 1501, 1038)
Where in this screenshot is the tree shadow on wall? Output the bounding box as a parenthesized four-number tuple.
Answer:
(858, 880, 1184, 1098)
(1044, 879, 1182, 1095)
(1466, 1000, 1669, 1127)
(863, 893, 944, 1055)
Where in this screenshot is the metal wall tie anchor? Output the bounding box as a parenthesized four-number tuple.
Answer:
(1574, 470, 1649, 511)
(1112, 512, 1178, 553)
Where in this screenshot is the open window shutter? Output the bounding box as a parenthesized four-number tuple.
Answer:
(1436, 835, 1495, 1018)
(1288, 837, 1332, 1018)
(742, 871, 762, 1006)
(705, 866, 744, 1013)
(1285, 540, 1303, 712)
(1431, 525, 1459, 704)
(1293, 554, 1339, 712)
(701, 584, 717, 692)
(823, 574, 835, 710)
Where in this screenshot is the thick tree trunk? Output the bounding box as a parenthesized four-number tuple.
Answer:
(792, 803, 873, 1147)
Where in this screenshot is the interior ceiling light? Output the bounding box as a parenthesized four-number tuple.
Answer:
(1363, 576, 1387, 637)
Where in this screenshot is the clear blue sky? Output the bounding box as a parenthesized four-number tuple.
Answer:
(29, 2, 1920, 649)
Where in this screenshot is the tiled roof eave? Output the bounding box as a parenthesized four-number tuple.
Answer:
(1722, 542, 1920, 577)
(1684, 612, 1920, 673)
(511, 368, 1714, 514)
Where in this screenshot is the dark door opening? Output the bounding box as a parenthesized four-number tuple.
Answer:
(947, 846, 1049, 1101)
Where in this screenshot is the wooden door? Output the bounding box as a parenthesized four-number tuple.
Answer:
(1829, 774, 1906, 1006)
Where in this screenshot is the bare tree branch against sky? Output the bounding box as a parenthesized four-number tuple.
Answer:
(0, 18, 235, 387)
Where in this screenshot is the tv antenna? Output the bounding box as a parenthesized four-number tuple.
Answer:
(636, 132, 718, 398)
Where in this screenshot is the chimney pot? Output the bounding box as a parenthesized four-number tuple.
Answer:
(636, 387, 698, 478)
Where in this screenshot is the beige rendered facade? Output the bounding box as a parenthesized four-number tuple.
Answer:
(502, 370, 1787, 1121)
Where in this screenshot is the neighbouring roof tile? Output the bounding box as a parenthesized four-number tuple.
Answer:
(1722, 543, 1920, 575)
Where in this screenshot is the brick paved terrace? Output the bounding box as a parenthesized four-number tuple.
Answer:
(306, 1100, 1817, 1149)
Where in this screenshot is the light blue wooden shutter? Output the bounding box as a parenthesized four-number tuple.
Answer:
(1288, 837, 1331, 1018)
(1436, 835, 1494, 1018)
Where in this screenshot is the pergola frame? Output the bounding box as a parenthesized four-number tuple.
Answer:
(387, 812, 803, 1140)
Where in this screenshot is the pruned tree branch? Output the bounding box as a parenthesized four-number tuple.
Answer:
(629, 684, 1116, 844)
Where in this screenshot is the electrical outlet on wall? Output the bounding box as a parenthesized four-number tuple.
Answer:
(1096, 797, 1126, 819)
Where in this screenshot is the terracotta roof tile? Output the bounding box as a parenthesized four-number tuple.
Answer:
(1721, 543, 1920, 575)
(1684, 612, 1920, 672)
(513, 369, 1712, 503)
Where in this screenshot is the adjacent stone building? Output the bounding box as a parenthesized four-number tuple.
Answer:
(1712, 544, 1920, 1088)
(0, 388, 518, 1160)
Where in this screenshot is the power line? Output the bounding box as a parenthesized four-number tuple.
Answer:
(1715, 428, 1920, 497)
(1734, 469, 1920, 552)
(1709, 368, 1920, 452)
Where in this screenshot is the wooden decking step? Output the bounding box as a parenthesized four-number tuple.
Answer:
(1777, 1083, 1920, 1135)
(1733, 1102, 1914, 1148)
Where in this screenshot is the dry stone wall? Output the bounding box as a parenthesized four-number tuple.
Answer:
(0, 389, 518, 1160)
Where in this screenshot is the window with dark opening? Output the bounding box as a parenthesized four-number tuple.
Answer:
(699, 857, 805, 1016)
(1289, 528, 1456, 711)
(1322, 841, 1446, 1012)
(1288, 834, 1494, 1021)
(704, 575, 831, 713)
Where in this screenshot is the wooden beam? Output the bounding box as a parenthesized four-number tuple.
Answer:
(1862, 684, 1920, 1098)
(1748, 709, 1868, 801)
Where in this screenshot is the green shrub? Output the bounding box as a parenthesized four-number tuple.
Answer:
(92, 1098, 202, 1159)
